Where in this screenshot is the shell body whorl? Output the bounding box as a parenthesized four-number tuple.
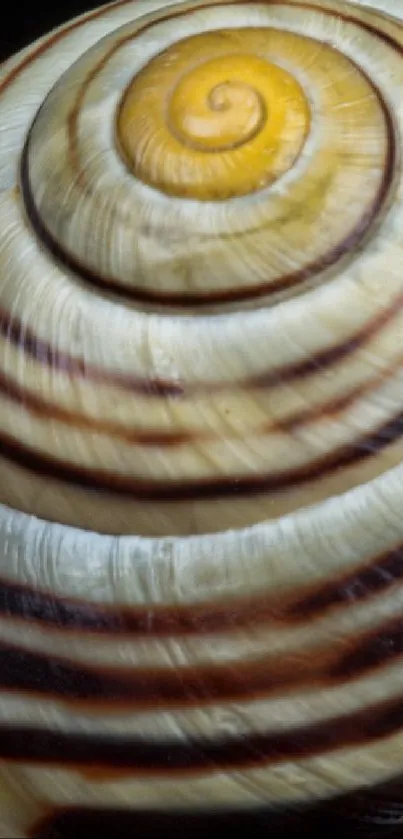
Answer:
(2, 0, 403, 835)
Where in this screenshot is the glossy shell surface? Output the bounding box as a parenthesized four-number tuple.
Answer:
(1, 0, 403, 835)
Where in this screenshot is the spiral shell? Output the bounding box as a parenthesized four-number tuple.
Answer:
(2, 0, 403, 835)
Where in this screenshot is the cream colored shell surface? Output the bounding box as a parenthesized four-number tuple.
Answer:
(0, 0, 403, 836)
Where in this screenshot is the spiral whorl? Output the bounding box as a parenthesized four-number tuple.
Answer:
(117, 33, 310, 199)
(3, 0, 403, 836)
(1, 0, 398, 539)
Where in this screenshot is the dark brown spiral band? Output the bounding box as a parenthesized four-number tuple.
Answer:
(21, 0, 396, 308)
(0, 539, 401, 636)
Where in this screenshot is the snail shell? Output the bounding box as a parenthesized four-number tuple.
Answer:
(1, 0, 403, 835)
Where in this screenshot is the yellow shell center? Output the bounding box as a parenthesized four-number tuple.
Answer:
(117, 31, 311, 200)
(168, 59, 267, 151)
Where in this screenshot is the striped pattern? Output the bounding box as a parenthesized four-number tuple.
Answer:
(1, 0, 402, 538)
(2, 0, 403, 837)
(2, 465, 403, 832)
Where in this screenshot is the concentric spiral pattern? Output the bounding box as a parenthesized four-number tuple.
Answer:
(117, 32, 311, 199)
(3, 0, 403, 836)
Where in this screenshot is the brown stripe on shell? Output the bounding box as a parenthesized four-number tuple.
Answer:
(2, 614, 403, 706)
(4, 281, 403, 398)
(0, 371, 193, 446)
(2, 0, 401, 399)
(4, 688, 403, 773)
(22, 118, 394, 307)
(0, 395, 403, 499)
(288, 0, 403, 53)
(0, 542, 403, 636)
(0, 306, 185, 397)
(1, 349, 402, 447)
(22, 5, 395, 307)
(9, 94, 403, 397)
(1, 5, 403, 838)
